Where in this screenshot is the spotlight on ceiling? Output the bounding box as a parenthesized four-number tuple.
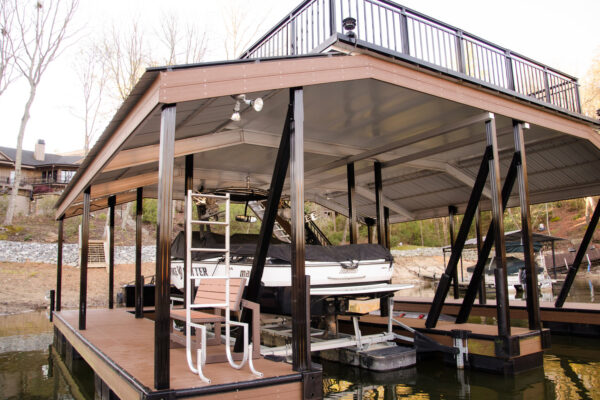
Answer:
(230, 94, 264, 121)
(230, 100, 241, 121)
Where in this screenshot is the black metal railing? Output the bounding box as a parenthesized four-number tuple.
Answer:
(240, 0, 581, 114)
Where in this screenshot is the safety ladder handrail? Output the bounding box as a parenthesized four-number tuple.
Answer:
(183, 190, 261, 382)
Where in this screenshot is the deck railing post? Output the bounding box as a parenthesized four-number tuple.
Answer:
(514, 121, 541, 330)
(374, 162, 385, 246)
(486, 117, 511, 338)
(505, 50, 515, 91)
(79, 187, 91, 331)
(135, 187, 144, 318)
(574, 81, 582, 114)
(455, 30, 466, 74)
(155, 103, 176, 390)
(448, 205, 459, 299)
(108, 196, 116, 309)
(329, 0, 336, 36)
(543, 67, 552, 103)
(347, 162, 358, 244)
(290, 87, 310, 372)
(291, 13, 297, 55)
(555, 200, 600, 307)
(56, 217, 63, 312)
(399, 8, 410, 55)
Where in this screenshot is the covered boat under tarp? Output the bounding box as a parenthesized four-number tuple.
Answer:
(169, 231, 411, 315)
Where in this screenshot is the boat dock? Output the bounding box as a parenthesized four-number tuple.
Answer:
(392, 297, 600, 336)
(53, 309, 309, 400)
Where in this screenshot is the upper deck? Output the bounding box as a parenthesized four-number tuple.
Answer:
(241, 0, 582, 116)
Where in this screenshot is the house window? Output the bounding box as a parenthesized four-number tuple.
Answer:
(9, 171, 14, 183)
(60, 170, 75, 183)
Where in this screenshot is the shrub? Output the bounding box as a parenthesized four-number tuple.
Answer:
(550, 216, 561, 222)
(35, 195, 59, 216)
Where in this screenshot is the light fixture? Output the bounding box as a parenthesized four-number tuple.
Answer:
(230, 94, 263, 121)
(231, 100, 241, 121)
(342, 17, 357, 38)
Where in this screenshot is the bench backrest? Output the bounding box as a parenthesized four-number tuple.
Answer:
(194, 278, 246, 312)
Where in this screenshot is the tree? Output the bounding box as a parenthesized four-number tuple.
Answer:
(3, 0, 78, 226)
(156, 12, 207, 66)
(74, 43, 108, 155)
(222, 0, 266, 60)
(0, 0, 19, 96)
(581, 49, 600, 118)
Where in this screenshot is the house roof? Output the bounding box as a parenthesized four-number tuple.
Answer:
(0, 146, 81, 168)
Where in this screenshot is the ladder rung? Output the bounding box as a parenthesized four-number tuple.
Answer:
(190, 193, 229, 200)
(190, 220, 228, 225)
(190, 248, 229, 253)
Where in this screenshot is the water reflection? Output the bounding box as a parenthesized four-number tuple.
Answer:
(1, 273, 600, 399)
(0, 312, 93, 400)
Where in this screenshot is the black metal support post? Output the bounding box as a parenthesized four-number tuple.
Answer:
(486, 117, 511, 338)
(426, 146, 492, 328)
(552, 241, 557, 278)
(384, 206, 390, 249)
(108, 196, 115, 309)
(155, 104, 176, 390)
(56, 217, 63, 312)
(514, 121, 541, 330)
(456, 153, 520, 323)
(374, 162, 385, 246)
(184, 154, 194, 308)
(135, 187, 144, 318)
(347, 163, 358, 244)
(448, 205, 459, 299)
(290, 87, 310, 372)
(555, 201, 600, 307)
(79, 187, 91, 330)
(475, 206, 486, 304)
(329, 0, 336, 36)
(236, 95, 293, 352)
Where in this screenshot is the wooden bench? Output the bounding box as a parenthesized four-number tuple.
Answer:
(170, 277, 261, 363)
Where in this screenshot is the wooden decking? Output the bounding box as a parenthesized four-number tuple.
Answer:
(393, 296, 600, 326)
(53, 308, 302, 399)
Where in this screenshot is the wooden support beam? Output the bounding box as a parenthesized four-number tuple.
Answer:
(108, 196, 115, 309)
(487, 117, 511, 338)
(374, 162, 385, 246)
(514, 121, 541, 329)
(290, 87, 310, 372)
(426, 145, 492, 328)
(347, 163, 358, 244)
(448, 205, 459, 299)
(456, 153, 519, 323)
(56, 218, 63, 312)
(135, 187, 143, 319)
(79, 187, 90, 330)
(154, 104, 176, 390)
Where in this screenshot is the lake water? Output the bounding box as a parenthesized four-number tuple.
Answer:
(1, 274, 599, 399)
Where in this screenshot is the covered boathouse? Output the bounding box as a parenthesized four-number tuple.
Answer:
(52, 0, 600, 398)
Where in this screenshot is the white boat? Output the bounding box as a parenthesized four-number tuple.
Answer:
(170, 231, 411, 315)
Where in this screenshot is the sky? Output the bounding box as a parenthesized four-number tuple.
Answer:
(0, 0, 599, 155)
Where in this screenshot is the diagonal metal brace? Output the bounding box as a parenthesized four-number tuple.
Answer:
(426, 146, 493, 328)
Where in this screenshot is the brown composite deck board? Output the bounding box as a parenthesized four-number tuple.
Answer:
(55, 309, 297, 393)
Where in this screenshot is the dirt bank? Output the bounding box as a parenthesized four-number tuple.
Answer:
(0, 262, 155, 315)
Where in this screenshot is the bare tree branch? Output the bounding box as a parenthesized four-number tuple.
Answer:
(222, 1, 267, 60)
(0, 0, 19, 95)
(156, 11, 207, 66)
(4, 0, 78, 226)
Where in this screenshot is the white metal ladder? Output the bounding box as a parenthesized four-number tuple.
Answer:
(184, 191, 262, 383)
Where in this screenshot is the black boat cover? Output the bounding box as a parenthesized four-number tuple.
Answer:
(170, 231, 393, 263)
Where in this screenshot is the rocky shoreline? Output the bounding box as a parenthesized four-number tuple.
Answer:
(0, 240, 156, 266)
